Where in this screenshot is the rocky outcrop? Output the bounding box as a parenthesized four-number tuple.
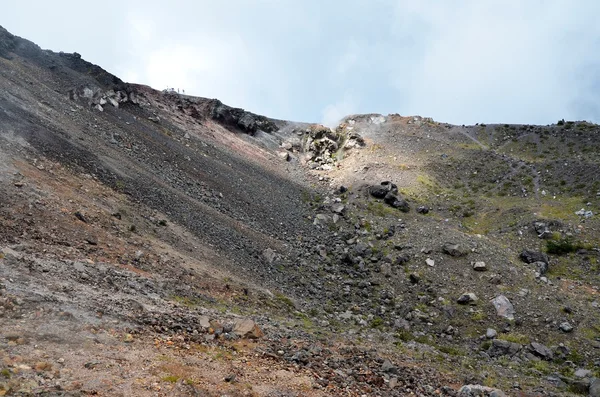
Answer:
(208, 99, 279, 135)
(68, 86, 138, 111)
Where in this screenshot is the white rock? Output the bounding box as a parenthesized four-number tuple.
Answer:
(491, 295, 515, 320)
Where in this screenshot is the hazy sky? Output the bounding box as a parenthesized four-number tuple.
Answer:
(4, 1, 600, 126)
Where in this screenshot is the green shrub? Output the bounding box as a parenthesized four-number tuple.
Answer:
(546, 239, 580, 255)
(370, 317, 384, 329)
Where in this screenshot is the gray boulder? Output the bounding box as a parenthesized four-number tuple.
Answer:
(491, 295, 515, 320)
(457, 292, 478, 305)
(486, 328, 498, 339)
(443, 242, 468, 257)
(559, 321, 574, 333)
(488, 339, 521, 357)
(532, 261, 549, 276)
(458, 384, 506, 396)
(529, 342, 553, 360)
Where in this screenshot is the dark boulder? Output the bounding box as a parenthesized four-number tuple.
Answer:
(416, 206, 430, 214)
(520, 250, 549, 265)
(369, 185, 389, 199)
(384, 193, 410, 212)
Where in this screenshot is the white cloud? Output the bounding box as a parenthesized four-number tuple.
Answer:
(389, 0, 600, 124)
(6, 0, 600, 125)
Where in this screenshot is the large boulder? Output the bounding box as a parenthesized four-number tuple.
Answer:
(490, 295, 515, 320)
(520, 250, 549, 265)
(442, 242, 468, 257)
(488, 339, 521, 357)
(457, 292, 478, 305)
(458, 384, 506, 397)
(533, 222, 553, 239)
(532, 261, 549, 276)
(369, 185, 389, 199)
(529, 342, 553, 360)
(384, 193, 410, 212)
(233, 319, 264, 339)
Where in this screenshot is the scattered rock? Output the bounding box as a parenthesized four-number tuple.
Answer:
(425, 258, 435, 267)
(416, 206, 430, 214)
(263, 248, 277, 264)
(520, 250, 548, 265)
(198, 316, 211, 329)
(233, 319, 264, 339)
(224, 374, 236, 382)
(457, 292, 478, 305)
(532, 261, 548, 276)
(559, 321, 574, 333)
(384, 192, 410, 212)
(488, 339, 521, 357)
(442, 242, 468, 257)
(458, 384, 506, 396)
(473, 261, 487, 271)
(486, 328, 497, 339)
(589, 378, 600, 397)
(490, 295, 515, 320)
(331, 203, 345, 214)
(575, 208, 593, 218)
(34, 362, 52, 372)
(369, 185, 389, 199)
(534, 222, 553, 239)
(574, 368, 592, 378)
(409, 273, 420, 284)
(313, 214, 332, 226)
(74, 211, 88, 223)
(529, 342, 553, 360)
(381, 359, 398, 374)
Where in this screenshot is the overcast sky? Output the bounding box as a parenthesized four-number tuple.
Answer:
(3, 1, 600, 126)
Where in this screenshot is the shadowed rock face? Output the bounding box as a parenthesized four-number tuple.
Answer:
(0, 23, 327, 295)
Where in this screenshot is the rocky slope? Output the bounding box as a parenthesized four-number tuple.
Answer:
(1, 25, 599, 396)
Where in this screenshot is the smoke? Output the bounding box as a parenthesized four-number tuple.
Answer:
(321, 93, 356, 128)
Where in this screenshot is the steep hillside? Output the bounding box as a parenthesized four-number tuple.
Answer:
(1, 26, 599, 397)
